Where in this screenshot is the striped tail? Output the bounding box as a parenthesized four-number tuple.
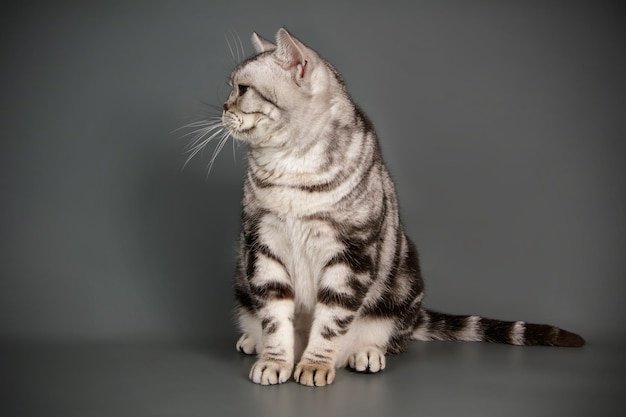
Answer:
(412, 309, 585, 347)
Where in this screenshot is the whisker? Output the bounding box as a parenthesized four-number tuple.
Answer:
(180, 121, 217, 132)
(206, 132, 232, 177)
(199, 99, 224, 113)
(186, 127, 223, 155)
(235, 31, 245, 60)
(233, 31, 241, 62)
(171, 119, 219, 134)
(225, 34, 236, 64)
(182, 128, 224, 170)
(232, 132, 237, 164)
(180, 127, 221, 151)
(183, 129, 218, 153)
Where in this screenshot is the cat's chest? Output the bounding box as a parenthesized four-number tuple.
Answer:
(252, 184, 338, 217)
(259, 214, 341, 311)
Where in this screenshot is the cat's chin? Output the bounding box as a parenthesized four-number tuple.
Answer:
(227, 131, 262, 145)
(233, 132, 290, 149)
(223, 121, 274, 147)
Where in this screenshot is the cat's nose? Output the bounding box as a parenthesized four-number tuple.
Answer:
(223, 103, 229, 111)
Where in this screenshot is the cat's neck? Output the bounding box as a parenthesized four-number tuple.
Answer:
(247, 97, 354, 177)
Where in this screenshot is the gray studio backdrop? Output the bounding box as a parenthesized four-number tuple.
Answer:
(1, 1, 624, 344)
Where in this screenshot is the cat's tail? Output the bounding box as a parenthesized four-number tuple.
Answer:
(411, 309, 585, 347)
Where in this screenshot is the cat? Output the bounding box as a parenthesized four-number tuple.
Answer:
(203, 28, 585, 387)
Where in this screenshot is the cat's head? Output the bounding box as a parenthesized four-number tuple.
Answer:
(222, 28, 346, 148)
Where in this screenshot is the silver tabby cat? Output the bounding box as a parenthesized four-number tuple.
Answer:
(216, 28, 584, 387)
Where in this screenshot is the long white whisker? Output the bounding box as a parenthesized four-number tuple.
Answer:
(171, 118, 221, 134)
(225, 34, 236, 64)
(211, 134, 229, 165)
(183, 128, 224, 170)
(232, 132, 237, 164)
(187, 128, 223, 156)
(236, 31, 245, 60)
(231, 32, 243, 62)
(185, 132, 213, 153)
(206, 132, 231, 177)
(182, 127, 220, 152)
(171, 121, 210, 134)
(231, 31, 240, 62)
(180, 122, 223, 142)
(227, 31, 236, 63)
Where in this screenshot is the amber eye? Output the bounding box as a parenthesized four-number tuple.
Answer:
(238, 84, 249, 95)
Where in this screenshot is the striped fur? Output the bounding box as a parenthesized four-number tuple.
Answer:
(219, 28, 584, 387)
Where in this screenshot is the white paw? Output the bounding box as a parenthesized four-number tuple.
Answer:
(294, 361, 336, 387)
(236, 334, 257, 355)
(249, 359, 293, 385)
(348, 348, 386, 373)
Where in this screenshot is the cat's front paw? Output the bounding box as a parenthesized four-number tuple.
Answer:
(347, 347, 386, 373)
(294, 361, 336, 387)
(236, 334, 257, 355)
(249, 359, 293, 385)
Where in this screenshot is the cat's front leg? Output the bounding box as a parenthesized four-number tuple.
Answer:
(238, 254, 295, 385)
(294, 265, 366, 386)
(248, 298, 296, 385)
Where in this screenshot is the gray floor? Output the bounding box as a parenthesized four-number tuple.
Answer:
(3, 339, 623, 417)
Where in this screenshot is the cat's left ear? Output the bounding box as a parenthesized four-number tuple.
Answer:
(275, 28, 311, 80)
(251, 32, 276, 53)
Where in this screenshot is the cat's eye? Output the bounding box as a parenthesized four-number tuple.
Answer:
(238, 84, 249, 95)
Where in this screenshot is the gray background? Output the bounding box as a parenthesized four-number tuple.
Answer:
(1, 1, 624, 416)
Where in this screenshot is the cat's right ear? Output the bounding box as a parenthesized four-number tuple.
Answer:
(251, 32, 276, 54)
(274, 28, 311, 80)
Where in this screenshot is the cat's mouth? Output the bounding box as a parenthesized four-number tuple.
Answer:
(222, 109, 264, 139)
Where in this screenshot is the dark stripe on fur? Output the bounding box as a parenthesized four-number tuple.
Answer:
(334, 314, 355, 330)
(325, 245, 373, 275)
(235, 279, 259, 312)
(251, 86, 281, 110)
(318, 287, 361, 311)
(261, 318, 279, 335)
(250, 281, 294, 300)
(321, 326, 338, 340)
(428, 311, 472, 334)
(262, 351, 287, 363)
(301, 351, 334, 364)
(249, 171, 274, 189)
(298, 177, 347, 193)
(480, 318, 516, 344)
(257, 244, 286, 267)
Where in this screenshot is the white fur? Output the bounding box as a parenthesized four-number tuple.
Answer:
(511, 321, 526, 346)
(258, 214, 343, 313)
(337, 318, 395, 368)
(237, 311, 262, 354)
(457, 315, 482, 342)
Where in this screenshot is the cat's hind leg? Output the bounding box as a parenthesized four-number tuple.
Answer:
(347, 347, 386, 373)
(236, 334, 257, 355)
(236, 309, 262, 355)
(338, 317, 395, 374)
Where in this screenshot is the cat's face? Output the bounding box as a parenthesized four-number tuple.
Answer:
(222, 29, 343, 148)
